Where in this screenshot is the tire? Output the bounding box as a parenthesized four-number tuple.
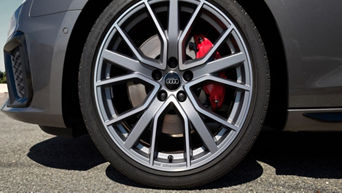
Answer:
(79, 0, 269, 188)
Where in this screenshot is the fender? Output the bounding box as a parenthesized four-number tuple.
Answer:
(30, 0, 88, 17)
(265, 0, 342, 108)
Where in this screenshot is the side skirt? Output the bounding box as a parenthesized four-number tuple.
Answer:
(284, 108, 342, 131)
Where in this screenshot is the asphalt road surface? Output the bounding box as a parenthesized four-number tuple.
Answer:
(1, 93, 341, 192)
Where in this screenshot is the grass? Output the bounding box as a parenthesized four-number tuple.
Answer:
(0, 71, 7, 83)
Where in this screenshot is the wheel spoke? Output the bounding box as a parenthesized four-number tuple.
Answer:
(102, 49, 152, 77)
(184, 116, 191, 167)
(143, 0, 168, 66)
(95, 73, 158, 88)
(192, 52, 246, 79)
(149, 96, 191, 166)
(115, 24, 164, 69)
(178, 0, 204, 66)
(125, 97, 164, 149)
(173, 99, 192, 167)
(95, 74, 136, 87)
(207, 76, 251, 91)
(181, 26, 234, 70)
(181, 99, 218, 153)
(149, 111, 161, 165)
(187, 74, 250, 92)
(102, 74, 160, 126)
(184, 82, 240, 131)
(168, 0, 179, 59)
(149, 97, 171, 165)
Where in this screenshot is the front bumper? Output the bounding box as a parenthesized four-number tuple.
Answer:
(1, 0, 82, 127)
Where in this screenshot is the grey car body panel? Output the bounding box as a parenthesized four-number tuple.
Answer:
(2, 0, 342, 132)
(2, 0, 83, 127)
(30, 0, 87, 17)
(265, 0, 342, 108)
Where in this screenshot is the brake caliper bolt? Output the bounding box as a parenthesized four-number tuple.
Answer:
(167, 57, 178, 68)
(158, 90, 167, 101)
(189, 42, 198, 52)
(152, 70, 162, 80)
(183, 71, 193, 82)
(177, 91, 187, 102)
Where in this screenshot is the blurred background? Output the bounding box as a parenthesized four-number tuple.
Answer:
(0, 0, 23, 72)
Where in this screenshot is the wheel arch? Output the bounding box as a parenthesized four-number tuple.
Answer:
(236, 0, 289, 130)
(62, 0, 112, 136)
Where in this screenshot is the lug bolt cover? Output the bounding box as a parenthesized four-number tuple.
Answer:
(152, 70, 162, 80)
(177, 91, 187, 102)
(183, 71, 193, 82)
(158, 90, 167, 101)
(168, 57, 178, 68)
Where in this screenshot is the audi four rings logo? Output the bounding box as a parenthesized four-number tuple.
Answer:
(166, 78, 180, 85)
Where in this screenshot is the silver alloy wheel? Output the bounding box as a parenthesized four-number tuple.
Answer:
(93, 0, 253, 172)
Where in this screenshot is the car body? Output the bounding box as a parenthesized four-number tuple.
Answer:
(2, 0, 342, 188)
(3, 0, 342, 133)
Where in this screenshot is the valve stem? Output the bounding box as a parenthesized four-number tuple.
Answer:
(168, 155, 174, 163)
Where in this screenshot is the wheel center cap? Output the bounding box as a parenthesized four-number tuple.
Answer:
(165, 72, 181, 90)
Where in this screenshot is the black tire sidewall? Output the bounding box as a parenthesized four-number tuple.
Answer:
(79, 0, 270, 188)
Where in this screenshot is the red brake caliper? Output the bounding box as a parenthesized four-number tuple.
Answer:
(194, 35, 227, 111)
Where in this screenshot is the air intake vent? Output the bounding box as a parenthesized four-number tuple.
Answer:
(10, 48, 25, 98)
(4, 32, 32, 107)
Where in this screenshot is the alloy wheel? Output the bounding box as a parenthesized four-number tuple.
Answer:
(93, 0, 253, 172)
